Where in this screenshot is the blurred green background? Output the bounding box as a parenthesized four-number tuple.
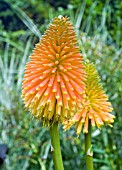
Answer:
(0, 0, 122, 169)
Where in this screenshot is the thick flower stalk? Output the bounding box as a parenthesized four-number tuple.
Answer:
(22, 16, 86, 126)
(64, 61, 115, 134)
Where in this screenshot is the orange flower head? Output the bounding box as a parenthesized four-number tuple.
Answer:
(63, 61, 115, 134)
(22, 16, 86, 126)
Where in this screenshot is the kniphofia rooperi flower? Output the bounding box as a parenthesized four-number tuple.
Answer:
(22, 16, 86, 126)
(64, 61, 115, 134)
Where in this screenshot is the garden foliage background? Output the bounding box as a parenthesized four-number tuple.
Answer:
(0, 0, 122, 169)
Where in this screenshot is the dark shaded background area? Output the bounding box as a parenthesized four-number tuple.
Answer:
(0, 0, 122, 43)
(0, 0, 122, 169)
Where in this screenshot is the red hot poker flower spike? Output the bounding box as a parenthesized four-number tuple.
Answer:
(63, 61, 115, 134)
(22, 16, 86, 126)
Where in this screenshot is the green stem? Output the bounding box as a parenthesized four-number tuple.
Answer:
(85, 125, 94, 170)
(50, 123, 64, 170)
